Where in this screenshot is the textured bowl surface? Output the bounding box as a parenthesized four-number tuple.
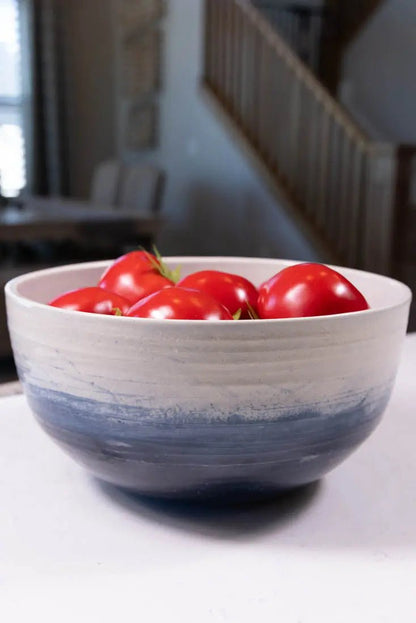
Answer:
(5, 257, 411, 502)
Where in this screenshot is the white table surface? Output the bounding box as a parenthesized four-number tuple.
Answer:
(1, 336, 416, 623)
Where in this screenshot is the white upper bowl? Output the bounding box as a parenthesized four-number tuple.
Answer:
(5, 257, 411, 501)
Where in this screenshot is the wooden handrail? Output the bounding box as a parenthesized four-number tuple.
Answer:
(203, 0, 404, 274)
(239, 0, 369, 145)
(253, 2, 329, 76)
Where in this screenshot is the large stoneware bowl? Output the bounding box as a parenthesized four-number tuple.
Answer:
(5, 258, 411, 501)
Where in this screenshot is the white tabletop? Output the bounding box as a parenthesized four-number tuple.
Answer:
(1, 336, 416, 623)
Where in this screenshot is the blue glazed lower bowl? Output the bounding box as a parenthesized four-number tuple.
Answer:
(5, 257, 411, 501)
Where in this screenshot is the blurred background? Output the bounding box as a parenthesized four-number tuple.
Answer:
(1, 0, 415, 367)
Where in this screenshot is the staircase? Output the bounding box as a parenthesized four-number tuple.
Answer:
(320, 0, 385, 92)
(253, 1, 384, 92)
(203, 0, 416, 283)
(328, 0, 384, 45)
(251, 2, 328, 75)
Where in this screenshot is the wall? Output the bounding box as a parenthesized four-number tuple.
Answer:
(150, 0, 323, 260)
(342, 0, 416, 143)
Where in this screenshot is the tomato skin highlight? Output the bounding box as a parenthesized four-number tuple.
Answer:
(49, 287, 131, 315)
(177, 270, 258, 319)
(258, 263, 369, 319)
(98, 251, 172, 304)
(127, 287, 234, 320)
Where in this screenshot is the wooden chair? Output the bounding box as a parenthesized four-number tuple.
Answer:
(90, 160, 165, 215)
(117, 163, 165, 214)
(90, 160, 121, 206)
(88, 161, 165, 253)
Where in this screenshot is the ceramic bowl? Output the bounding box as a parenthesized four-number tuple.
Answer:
(5, 257, 411, 502)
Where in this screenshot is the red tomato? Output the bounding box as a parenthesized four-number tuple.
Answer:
(49, 287, 131, 315)
(177, 270, 258, 319)
(127, 287, 234, 320)
(258, 263, 369, 319)
(98, 250, 173, 304)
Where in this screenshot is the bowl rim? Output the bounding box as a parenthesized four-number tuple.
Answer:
(5, 256, 412, 325)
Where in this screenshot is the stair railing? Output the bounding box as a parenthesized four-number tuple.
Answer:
(203, 0, 400, 274)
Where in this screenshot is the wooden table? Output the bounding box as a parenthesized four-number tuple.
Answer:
(0, 196, 161, 244)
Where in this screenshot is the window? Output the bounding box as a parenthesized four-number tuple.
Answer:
(0, 0, 26, 197)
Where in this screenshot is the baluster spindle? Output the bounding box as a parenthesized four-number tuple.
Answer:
(346, 141, 365, 267)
